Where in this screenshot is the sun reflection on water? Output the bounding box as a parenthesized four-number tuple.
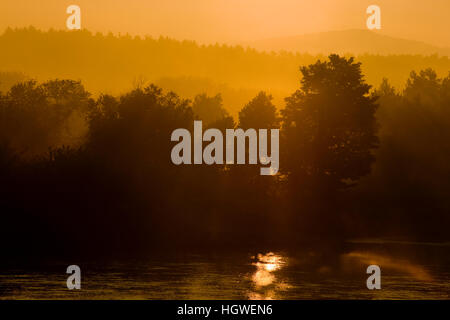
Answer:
(254, 252, 284, 273)
(248, 252, 289, 300)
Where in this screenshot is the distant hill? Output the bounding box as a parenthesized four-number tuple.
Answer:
(246, 29, 450, 56)
(1, 27, 450, 116)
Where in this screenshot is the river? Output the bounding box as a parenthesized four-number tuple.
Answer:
(1, 240, 449, 299)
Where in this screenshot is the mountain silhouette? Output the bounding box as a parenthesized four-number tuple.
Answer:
(246, 29, 450, 56)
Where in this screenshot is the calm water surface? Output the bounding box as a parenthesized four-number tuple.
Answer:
(1, 241, 449, 299)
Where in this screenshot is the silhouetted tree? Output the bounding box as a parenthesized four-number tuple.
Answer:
(207, 115, 235, 131)
(238, 91, 279, 129)
(192, 93, 229, 126)
(0, 71, 28, 93)
(0, 79, 91, 157)
(404, 69, 441, 106)
(282, 54, 379, 193)
(2, 60, 450, 257)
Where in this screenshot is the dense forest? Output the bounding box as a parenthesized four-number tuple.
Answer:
(1, 27, 450, 117)
(1, 49, 449, 258)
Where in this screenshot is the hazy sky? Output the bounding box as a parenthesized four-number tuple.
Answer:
(0, 0, 449, 47)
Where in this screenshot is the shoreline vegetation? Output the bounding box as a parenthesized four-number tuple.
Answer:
(1, 28, 450, 258)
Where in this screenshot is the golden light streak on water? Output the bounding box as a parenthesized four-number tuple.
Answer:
(343, 251, 433, 282)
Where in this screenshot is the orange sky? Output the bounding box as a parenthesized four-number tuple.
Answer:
(0, 0, 449, 47)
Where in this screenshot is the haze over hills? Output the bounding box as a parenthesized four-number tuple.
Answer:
(246, 29, 450, 56)
(1, 27, 450, 117)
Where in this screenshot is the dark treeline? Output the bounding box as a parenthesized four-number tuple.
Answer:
(2, 27, 450, 116)
(1, 55, 449, 258)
